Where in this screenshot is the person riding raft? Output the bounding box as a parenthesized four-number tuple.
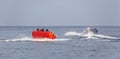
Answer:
(32, 28, 57, 39)
(83, 27, 98, 34)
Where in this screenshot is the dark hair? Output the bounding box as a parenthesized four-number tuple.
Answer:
(36, 28, 39, 31)
(40, 29, 44, 31)
(46, 29, 49, 31)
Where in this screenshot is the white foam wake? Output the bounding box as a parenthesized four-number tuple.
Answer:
(0, 37, 70, 42)
(64, 31, 118, 39)
(64, 31, 82, 36)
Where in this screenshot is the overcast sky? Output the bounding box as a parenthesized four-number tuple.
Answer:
(0, 0, 120, 26)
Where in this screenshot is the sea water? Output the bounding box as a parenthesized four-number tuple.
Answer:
(0, 26, 120, 59)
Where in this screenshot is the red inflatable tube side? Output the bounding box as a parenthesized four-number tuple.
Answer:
(32, 31, 56, 39)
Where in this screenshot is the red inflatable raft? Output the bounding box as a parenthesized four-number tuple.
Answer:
(32, 29, 56, 39)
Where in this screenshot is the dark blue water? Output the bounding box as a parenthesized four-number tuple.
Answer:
(0, 26, 120, 59)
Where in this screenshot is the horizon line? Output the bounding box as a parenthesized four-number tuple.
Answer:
(0, 25, 120, 27)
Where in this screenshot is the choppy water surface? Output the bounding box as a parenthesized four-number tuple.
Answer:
(0, 26, 120, 59)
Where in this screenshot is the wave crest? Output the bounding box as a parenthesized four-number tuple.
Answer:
(64, 31, 118, 39)
(0, 37, 70, 42)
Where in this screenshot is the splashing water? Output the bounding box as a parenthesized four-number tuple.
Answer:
(0, 37, 70, 42)
(64, 31, 82, 36)
(64, 31, 118, 39)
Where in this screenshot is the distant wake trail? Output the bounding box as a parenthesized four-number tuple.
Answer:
(0, 31, 118, 42)
(64, 31, 118, 39)
(0, 37, 70, 42)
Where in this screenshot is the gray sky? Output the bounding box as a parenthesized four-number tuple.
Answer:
(0, 0, 120, 26)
